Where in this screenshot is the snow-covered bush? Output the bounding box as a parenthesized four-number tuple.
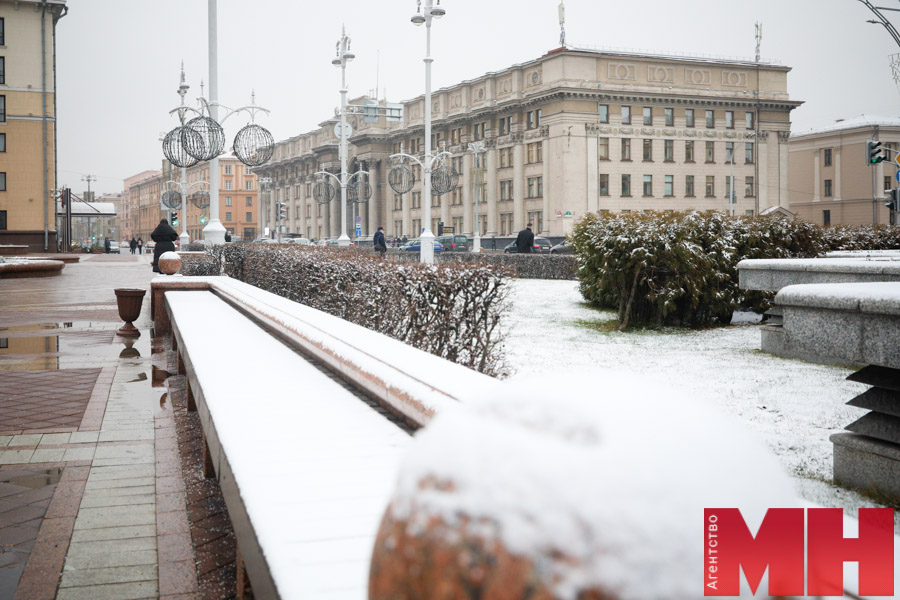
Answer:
(179, 252, 220, 276)
(202, 245, 510, 376)
(396, 253, 577, 280)
(821, 223, 900, 251)
(570, 212, 825, 329)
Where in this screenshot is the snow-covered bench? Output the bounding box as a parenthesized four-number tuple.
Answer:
(159, 278, 501, 599)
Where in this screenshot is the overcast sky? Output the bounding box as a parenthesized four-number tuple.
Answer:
(55, 0, 900, 194)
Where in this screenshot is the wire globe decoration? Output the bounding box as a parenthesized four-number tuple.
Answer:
(313, 181, 337, 204)
(388, 165, 415, 195)
(348, 181, 373, 203)
(233, 124, 275, 167)
(431, 166, 459, 196)
(190, 190, 210, 209)
(161, 190, 182, 210)
(162, 127, 200, 169)
(183, 116, 225, 161)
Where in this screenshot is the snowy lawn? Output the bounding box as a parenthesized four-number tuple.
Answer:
(504, 278, 898, 529)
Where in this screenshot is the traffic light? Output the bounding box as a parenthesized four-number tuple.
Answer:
(277, 202, 287, 220)
(438, 221, 444, 236)
(171, 211, 179, 227)
(867, 140, 885, 165)
(885, 189, 900, 212)
(200, 215, 208, 225)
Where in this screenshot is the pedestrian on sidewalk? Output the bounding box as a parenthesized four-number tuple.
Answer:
(515, 223, 535, 254)
(137, 237, 144, 254)
(373, 226, 387, 256)
(129, 237, 137, 255)
(103, 237, 111, 254)
(151, 219, 178, 273)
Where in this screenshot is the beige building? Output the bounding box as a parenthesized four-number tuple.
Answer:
(123, 157, 259, 243)
(789, 115, 900, 226)
(255, 47, 800, 241)
(0, 0, 67, 250)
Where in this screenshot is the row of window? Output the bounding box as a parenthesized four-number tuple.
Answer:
(599, 105, 755, 130)
(223, 196, 253, 207)
(223, 212, 254, 223)
(396, 110, 544, 153)
(223, 180, 253, 191)
(601, 138, 754, 163)
(223, 165, 254, 176)
(603, 174, 755, 198)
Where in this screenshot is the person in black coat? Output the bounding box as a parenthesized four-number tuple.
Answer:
(373, 227, 387, 255)
(129, 237, 137, 255)
(151, 219, 179, 273)
(514, 223, 535, 253)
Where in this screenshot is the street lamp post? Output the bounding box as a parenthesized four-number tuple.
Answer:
(467, 141, 484, 252)
(332, 27, 356, 246)
(258, 177, 272, 239)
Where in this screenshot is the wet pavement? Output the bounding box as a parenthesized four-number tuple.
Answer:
(0, 254, 236, 599)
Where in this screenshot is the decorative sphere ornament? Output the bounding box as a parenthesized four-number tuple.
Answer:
(431, 165, 459, 196)
(388, 165, 415, 195)
(161, 190, 182, 210)
(190, 190, 210, 209)
(183, 116, 225, 161)
(313, 181, 337, 204)
(233, 124, 275, 167)
(162, 127, 200, 169)
(348, 181, 373, 203)
(157, 251, 182, 276)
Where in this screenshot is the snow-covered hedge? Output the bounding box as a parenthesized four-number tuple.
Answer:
(394, 252, 577, 280)
(570, 212, 824, 329)
(197, 245, 510, 376)
(822, 223, 900, 251)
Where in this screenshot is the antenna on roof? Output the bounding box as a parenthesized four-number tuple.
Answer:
(754, 22, 762, 63)
(376, 50, 380, 100)
(558, 0, 566, 48)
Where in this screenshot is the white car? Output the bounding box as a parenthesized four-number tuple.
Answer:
(283, 237, 312, 246)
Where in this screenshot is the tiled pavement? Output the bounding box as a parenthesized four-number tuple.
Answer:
(0, 255, 236, 599)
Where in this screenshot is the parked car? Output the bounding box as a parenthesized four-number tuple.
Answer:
(503, 237, 552, 253)
(325, 239, 356, 247)
(435, 234, 469, 252)
(550, 240, 573, 254)
(108, 241, 120, 254)
(283, 237, 312, 245)
(401, 239, 444, 253)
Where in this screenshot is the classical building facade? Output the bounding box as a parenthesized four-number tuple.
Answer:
(789, 115, 900, 226)
(255, 47, 800, 241)
(123, 157, 259, 243)
(0, 0, 67, 250)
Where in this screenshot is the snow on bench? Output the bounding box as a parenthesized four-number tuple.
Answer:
(165, 290, 413, 599)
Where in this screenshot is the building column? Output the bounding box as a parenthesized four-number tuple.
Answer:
(513, 141, 525, 229)
(778, 132, 790, 207)
(757, 132, 769, 210)
(330, 181, 340, 238)
(486, 145, 498, 236)
(368, 160, 380, 237)
(813, 150, 821, 202)
(462, 153, 473, 236)
(586, 132, 599, 214)
(541, 137, 551, 236)
(834, 148, 842, 202)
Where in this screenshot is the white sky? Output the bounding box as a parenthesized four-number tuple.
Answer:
(55, 0, 900, 194)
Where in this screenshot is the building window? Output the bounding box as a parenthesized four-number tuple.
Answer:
(665, 107, 674, 127)
(245, 181, 253, 190)
(225, 197, 232, 206)
(225, 211, 232, 221)
(412, 218, 422, 234)
(500, 180, 513, 201)
(745, 143, 755, 164)
(527, 211, 542, 232)
(725, 142, 735, 164)
(685, 175, 695, 197)
(643, 139, 653, 161)
(621, 105, 631, 125)
(643, 175, 653, 197)
(643, 107, 653, 126)
(664, 139, 674, 162)
(246, 196, 252, 206)
(599, 105, 609, 123)
(599, 174, 609, 196)
(621, 138, 632, 161)
(725, 176, 733, 201)
(225, 181, 232, 190)
(621, 174, 631, 196)
(431, 193, 441, 208)
(824, 148, 832, 167)
(885, 175, 893, 193)
(745, 176, 755, 197)
(685, 108, 695, 128)
(0, 133, 5, 152)
(527, 142, 542, 163)
(725, 111, 734, 129)
(0, 172, 5, 191)
(598, 138, 609, 160)
(0, 95, 5, 122)
(705, 141, 715, 163)
(526, 110, 541, 129)
(0, 19, 4, 45)
(246, 166, 252, 175)
(0, 57, 4, 85)
(824, 179, 833, 197)
(225, 165, 232, 174)
(499, 116, 512, 136)
(527, 176, 543, 198)
(685, 141, 695, 163)
(746, 112, 754, 129)
(473, 122, 486, 141)
(664, 175, 674, 197)
(412, 192, 421, 208)
(500, 213, 514, 236)
(246, 212, 253, 221)
(451, 128, 461, 144)
(823, 210, 831, 226)
(706, 110, 715, 128)
(705, 176, 715, 197)
(500, 147, 513, 168)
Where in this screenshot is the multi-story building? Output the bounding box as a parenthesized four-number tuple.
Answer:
(789, 115, 900, 226)
(0, 0, 67, 250)
(124, 157, 258, 243)
(255, 47, 800, 241)
(120, 170, 159, 240)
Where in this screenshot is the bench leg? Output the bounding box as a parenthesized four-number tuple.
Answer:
(202, 431, 216, 479)
(187, 383, 197, 413)
(177, 350, 186, 375)
(236, 543, 254, 600)
(171, 331, 177, 352)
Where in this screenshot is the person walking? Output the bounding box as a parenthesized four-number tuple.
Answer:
(373, 226, 387, 256)
(137, 237, 144, 254)
(103, 237, 111, 254)
(225, 231, 232, 243)
(129, 237, 137, 255)
(150, 219, 178, 273)
(515, 223, 535, 254)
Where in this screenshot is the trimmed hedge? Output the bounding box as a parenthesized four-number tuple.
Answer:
(393, 252, 577, 280)
(822, 224, 900, 251)
(570, 212, 826, 329)
(190, 245, 510, 376)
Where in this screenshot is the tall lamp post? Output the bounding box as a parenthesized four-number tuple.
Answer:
(258, 177, 272, 239)
(467, 141, 484, 252)
(331, 27, 355, 246)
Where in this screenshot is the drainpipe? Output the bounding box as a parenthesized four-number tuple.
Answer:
(41, 2, 48, 250)
(52, 5, 67, 250)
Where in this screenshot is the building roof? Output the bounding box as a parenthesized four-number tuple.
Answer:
(791, 114, 900, 139)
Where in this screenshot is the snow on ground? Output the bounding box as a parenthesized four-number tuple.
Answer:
(504, 278, 897, 528)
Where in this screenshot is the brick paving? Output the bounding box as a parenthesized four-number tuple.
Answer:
(0, 370, 99, 433)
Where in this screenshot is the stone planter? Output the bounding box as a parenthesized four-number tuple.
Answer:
(115, 288, 146, 337)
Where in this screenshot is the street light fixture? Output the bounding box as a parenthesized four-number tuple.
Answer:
(467, 141, 485, 252)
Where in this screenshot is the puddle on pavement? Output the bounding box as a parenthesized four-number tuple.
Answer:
(0, 332, 151, 371)
(127, 373, 148, 383)
(0, 321, 95, 334)
(0, 467, 64, 488)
